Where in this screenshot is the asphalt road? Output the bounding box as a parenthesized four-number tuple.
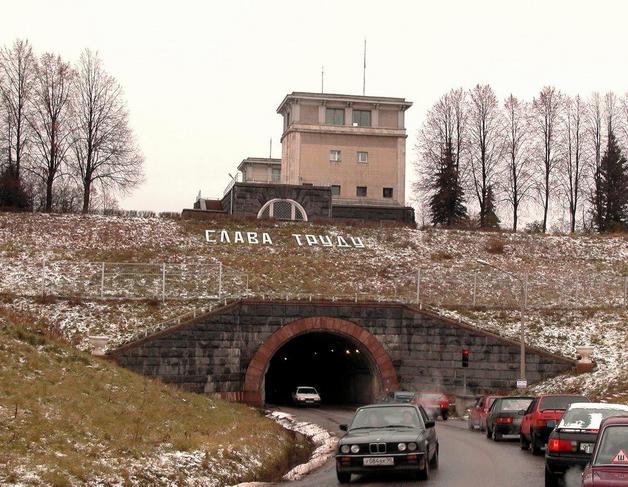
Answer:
(273, 405, 547, 487)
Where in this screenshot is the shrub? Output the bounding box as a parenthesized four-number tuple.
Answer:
(485, 237, 505, 254)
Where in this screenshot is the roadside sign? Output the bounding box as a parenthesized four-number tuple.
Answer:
(516, 379, 528, 389)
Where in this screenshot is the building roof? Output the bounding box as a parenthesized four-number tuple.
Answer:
(277, 91, 412, 114)
(237, 157, 282, 171)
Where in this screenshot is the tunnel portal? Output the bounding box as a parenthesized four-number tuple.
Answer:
(264, 332, 379, 405)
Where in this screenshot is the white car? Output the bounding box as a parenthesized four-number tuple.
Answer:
(292, 386, 321, 406)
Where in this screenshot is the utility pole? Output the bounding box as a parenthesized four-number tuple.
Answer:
(321, 65, 324, 93)
(362, 38, 366, 95)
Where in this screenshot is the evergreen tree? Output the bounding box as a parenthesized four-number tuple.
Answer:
(429, 142, 467, 226)
(594, 131, 628, 231)
(0, 165, 29, 209)
(484, 184, 501, 228)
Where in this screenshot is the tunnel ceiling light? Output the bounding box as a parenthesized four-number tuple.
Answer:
(345, 349, 350, 354)
(331, 349, 334, 352)
(355, 349, 360, 353)
(283, 357, 288, 361)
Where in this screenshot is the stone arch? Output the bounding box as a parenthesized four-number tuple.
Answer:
(257, 198, 308, 221)
(242, 316, 399, 406)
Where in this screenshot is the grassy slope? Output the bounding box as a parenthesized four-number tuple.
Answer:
(0, 314, 298, 486)
(1, 212, 626, 399)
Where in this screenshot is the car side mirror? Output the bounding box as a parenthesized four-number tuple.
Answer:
(425, 420, 435, 428)
(340, 424, 348, 431)
(518, 409, 526, 415)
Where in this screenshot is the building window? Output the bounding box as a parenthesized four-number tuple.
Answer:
(383, 187, 393, 198)
(331, 185, 341, 196)
(271, 167, 281, 182)
(356, 186, 367, 197)
(352, 110, 371, 127)
(325, 108, 345, 125)
(302, 183, 313, 186)
(329, 149, 342, 162)
(357, 151, 368, 163)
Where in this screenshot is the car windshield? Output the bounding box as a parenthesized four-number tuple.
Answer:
(297, 387, 317, 394)
(497, 398, 533, 412)
(559, 405, 628, 430)
(350, 406, 424, 430)
(393, 392, 415, 402)
(487, 397, 498, 408)
(593, 426, 628, 465)
(539, 396, 587, 411)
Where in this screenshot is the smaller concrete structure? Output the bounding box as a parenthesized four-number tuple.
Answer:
(238, 157, 281, 184)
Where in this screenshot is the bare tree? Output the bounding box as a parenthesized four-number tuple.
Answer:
(414, 88, 468, 219)
(467, 84, 503, 228)
(560, 95, 586, 233)
(531, 86, 564, 233)
(502, 94, 533, 232)
(70, 49, 144, 213)
(0, 39, 36, 179)
(28, 53, 74, 211)
(587, 93, 604, 230)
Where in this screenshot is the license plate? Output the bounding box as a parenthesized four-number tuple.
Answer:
(363, 457, 394, 466)
(580, 443, 594, 454)
(547, 420, 556, 428)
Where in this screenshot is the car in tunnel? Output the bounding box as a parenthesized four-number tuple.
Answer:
(485, 396, 533, 441)
(581, 416, 628, 487)
(544, 402, 628, 486)
(292, 386, 321, 406)
(335, 404, 438, 483)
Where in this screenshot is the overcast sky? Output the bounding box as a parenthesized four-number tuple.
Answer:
(4, 0, 628, 216)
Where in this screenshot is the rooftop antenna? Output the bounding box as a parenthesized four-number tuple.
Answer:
(269, 137, 272, 158)
(362, 38, 366, 95)
(321, 65, 324, 93)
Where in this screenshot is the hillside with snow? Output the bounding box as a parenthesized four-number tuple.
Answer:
(1, 212, 626, 402)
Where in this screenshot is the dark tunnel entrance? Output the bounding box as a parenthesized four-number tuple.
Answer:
(264, 332, 379, 406)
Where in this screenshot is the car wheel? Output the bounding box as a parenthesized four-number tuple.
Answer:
(486, 426, 492, 439)
(429, 445, 439, 470)
(467, 418, 474, 430)
(492, 428, 502, 442)
(544, 466, 559, 487)
(479, 421, 486, 432)
(442, 410, 449, 421)
(336, 469, 351, 484)
(520, 434, 530, 450)
(417, 457, 429, 481)
(531, 438, 543, 456)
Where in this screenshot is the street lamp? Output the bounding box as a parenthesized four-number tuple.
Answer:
(476, 259, 528, 384)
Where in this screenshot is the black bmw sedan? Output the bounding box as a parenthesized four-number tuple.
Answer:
(335, 404, 438, 483)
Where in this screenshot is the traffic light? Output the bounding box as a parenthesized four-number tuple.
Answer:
(462, 349, 470, 368)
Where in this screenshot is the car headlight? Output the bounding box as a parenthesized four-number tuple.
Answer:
(407, 442, 417, 452)
(350, 444, 360, 453)
(397, 442, 407, 452)
(340, 445, 350, 454)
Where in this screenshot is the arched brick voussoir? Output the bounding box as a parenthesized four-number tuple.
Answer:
(243, 316, 399, 405)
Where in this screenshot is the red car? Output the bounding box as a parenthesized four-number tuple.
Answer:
(468, 395, 501, 431)
(581, 416, 628, 487)
(520, 394, 588, 455)
(413, 391, 450, 420)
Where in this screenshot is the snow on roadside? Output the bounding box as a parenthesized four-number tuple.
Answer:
(230, 410, 338, 487)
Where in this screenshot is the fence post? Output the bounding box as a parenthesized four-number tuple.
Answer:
(624, 276, 627, 308)
(161, 263, 166, 302)
(100, 262, 105, 299)
(218, 262, 223, 298)
(472, 270, 478, 307)
(41, 258, 46, 297)
(416, 269, 421, 304)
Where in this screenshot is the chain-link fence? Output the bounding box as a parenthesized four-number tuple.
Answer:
(0, 258, 625, 308)
(0, 260, 248, 301)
